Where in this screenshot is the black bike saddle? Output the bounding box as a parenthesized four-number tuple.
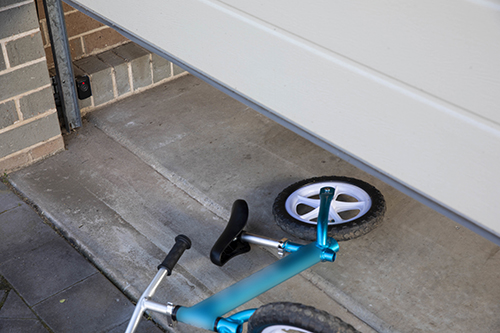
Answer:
(210, 200, 251, 266)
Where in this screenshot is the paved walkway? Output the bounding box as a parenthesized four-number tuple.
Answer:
(0, 182, 162, 332)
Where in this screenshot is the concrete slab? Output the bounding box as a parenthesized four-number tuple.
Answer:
(0, 275, 48, 332)
(0, 237, 97, 306)
(0, 190, 60, 266)
(9, 75, 500, 332)
(0, 182, 164, 333)
(0, 182, 23, 212)
(0, 318, 48, 332)
(85, 75, 500, 332)
(33, 273, 133, 332)
(0, 290, 37, 319)
(9, 122, 374, 332)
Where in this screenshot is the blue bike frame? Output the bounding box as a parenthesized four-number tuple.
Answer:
(126, 187, 338, 333)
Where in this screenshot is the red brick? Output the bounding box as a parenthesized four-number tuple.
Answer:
(83, 28, 128, 54)
(64, 11, 104, 38)
(62, 2, 74, 13)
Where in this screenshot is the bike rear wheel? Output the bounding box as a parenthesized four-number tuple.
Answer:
(247, 302, 359, 333)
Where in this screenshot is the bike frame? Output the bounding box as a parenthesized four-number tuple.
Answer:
(126, 187, 338, 333)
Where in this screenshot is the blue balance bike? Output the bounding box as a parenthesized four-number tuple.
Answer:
(126, 176, 385, 333)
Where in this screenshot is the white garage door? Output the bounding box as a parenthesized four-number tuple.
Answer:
(65, 0, 500, 244)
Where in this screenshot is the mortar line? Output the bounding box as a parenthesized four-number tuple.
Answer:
(80, 36, 86, 53)
(64, 9, 79, 15)
(0, 28, 40, 44)
(0, 83, 52, 105)
(0, 57, 46, 75)
(30, 272, 100, 307)
(0, 0, 32, 13)
(127, 62, 134, 91)
(1, 42, 10, 69)
(40, 20, 50, 48)
(0, 134, 62, 167)
(149, 54, 154, 84)
(0, 109, 57, 135)
(14, 98, 23, 122)
(67, 25, 109, 40)
(111, 67, 118, 98)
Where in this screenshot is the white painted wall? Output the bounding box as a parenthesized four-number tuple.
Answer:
(69, 0, 500, 239)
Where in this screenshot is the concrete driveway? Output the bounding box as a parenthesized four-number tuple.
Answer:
(9, 75, 499, 332)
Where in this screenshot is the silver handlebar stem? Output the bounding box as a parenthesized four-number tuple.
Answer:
(125, 268, 176, 333)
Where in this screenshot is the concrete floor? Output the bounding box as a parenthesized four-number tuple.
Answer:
(9, 75, 500, 332)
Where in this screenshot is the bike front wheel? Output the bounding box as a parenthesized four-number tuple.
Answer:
(273, 176, 386, 241)
(247, 302, 359, 333)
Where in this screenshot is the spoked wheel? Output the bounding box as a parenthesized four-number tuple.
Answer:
(247, 302, 359, 333)
(273, 176, 386, 241)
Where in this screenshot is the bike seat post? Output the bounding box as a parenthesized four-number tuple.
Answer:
(317, 187, 335, 248)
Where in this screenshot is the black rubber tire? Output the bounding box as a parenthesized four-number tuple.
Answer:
(273, 176, 386, 241)
(247, 302, 359, 333)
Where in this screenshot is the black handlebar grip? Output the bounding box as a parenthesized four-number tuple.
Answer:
(158, 235, 192, 275)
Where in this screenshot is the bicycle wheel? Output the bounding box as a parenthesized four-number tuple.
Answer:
(247, 302, 359, 333)
(273, 176, 385, 241)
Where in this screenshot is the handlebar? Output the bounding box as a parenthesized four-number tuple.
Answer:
(158, 234, 192, 275)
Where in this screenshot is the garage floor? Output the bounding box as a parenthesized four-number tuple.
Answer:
(9, 75, 500, 332)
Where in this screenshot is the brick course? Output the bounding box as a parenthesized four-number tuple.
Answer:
(82, 27, 127, 55)
(0, 135, 64, 173)
(5, 32, 45, 67)
(0, 3, 39, 39)
(64, 11, 104, 38)
(0, 112, 60, 157)
(0, 61, 51, 101)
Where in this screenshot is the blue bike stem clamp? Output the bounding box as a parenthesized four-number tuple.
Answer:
(316, 187, 339, 260)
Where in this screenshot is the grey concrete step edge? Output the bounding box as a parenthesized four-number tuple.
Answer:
(6, 181, 173, 332)
(87, 115, 397, 333)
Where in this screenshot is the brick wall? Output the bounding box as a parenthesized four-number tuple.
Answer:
(0, 0, 64, 173)
(72, 42, 187, 114)
(0, 0, 187, 173)
(37, 1, 187, 115)
(36, 0, 129, 68)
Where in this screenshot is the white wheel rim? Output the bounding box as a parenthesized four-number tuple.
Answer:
(285, 181, 372, 225)
(261, 325, 313, 333)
